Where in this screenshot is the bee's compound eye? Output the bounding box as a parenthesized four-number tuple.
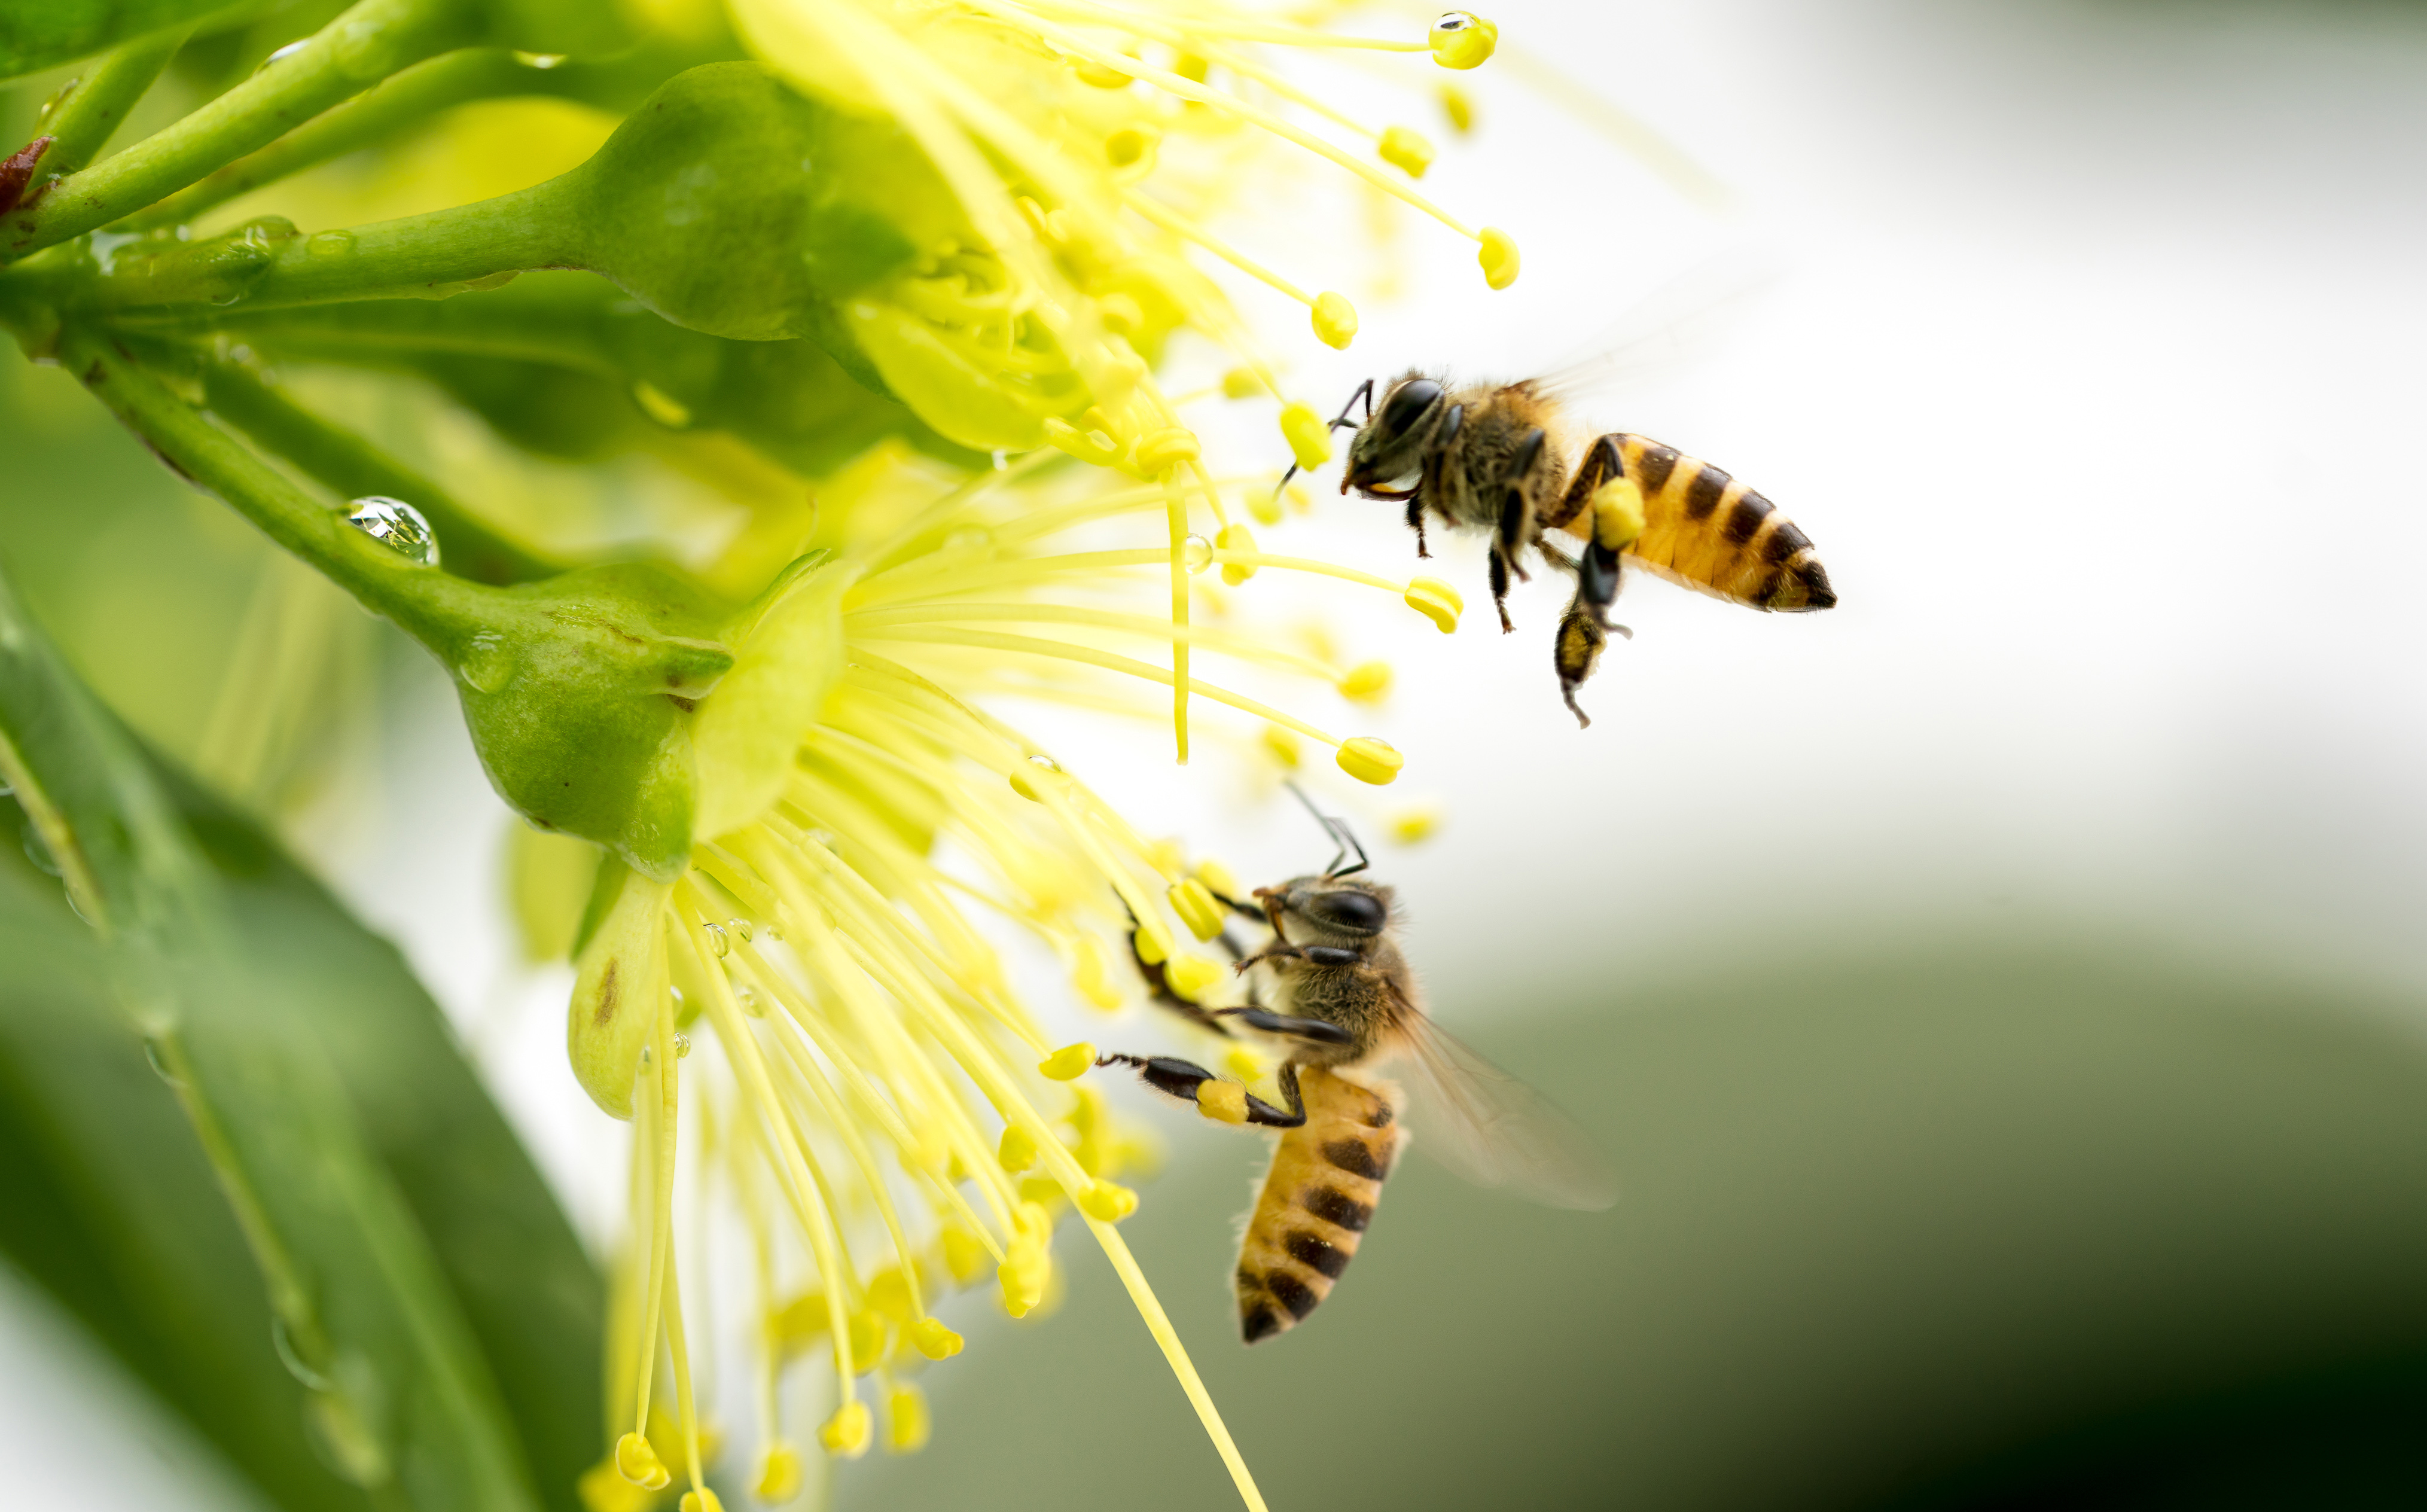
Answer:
(1307, 889, 1388, 932)
(1380, 379, 1442, 439)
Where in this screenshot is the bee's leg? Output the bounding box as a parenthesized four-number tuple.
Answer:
(1215, 1008, 1356, 1047)
(1487, 547, 1514, 634)
(1556, 597, 1619, 730)
(1096, 1053, 1308, 1129)
(1404, 492, 1429, 557)
(1121, 896, 1229, 1032)
(1233, 939, 1306, 974)
(1547, 433, 1626, 534)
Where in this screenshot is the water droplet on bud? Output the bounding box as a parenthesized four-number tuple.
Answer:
(307, 230, 355, 259)
(705, 921, 729, 958)
(728, 918, 753, 944)
(143, 1036, 182, 1087)
(458, 632, 513, 693)
(23, 825, 61, 877)
(343, 497, 440, 567)
(1182, 534, 1214, 574)
(673, 1032, 692, 1059)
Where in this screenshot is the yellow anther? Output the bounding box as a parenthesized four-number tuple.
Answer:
(679, 1490, 725, 1512)
(888, 1384, 932, 1454)
(1080, 1179, 1140, 1221)
(1072, 933, 1124, 1009)
(1592, 475, 1646, 548)
(1164, 953, 1226, 1001)
(1134, 427, 1201, 475)
(1098, 291, 1145, 335)
(1072, 56, 1133, 88)
(1039, 1041, 1097, 1080)
(998, 1124, 1039, 1172)
(1440, 83, 1476, 133)
(1431, 10, 1499, 69)
(1042, 416, 1125, 467)
(1248, 487, 1283, 526)
(1340, 661, 1393, 703)
(999, 1246, 1050, 1316)
(1479, 225, 1520, 289)
(1337, 736, 1405, 785)
(847, 1308, 886, 1371)
(865, 1267, 914, 1322)
(1392, 804, 1443, 843)
(1222, 367, 1263, 400)
(1196, 1079, 1249, 1124)
(1378, 126, 1435, 178)
(1216, 522, 1260, 585)
(1019, 1173, 1066, 1211)
(615, 1432, 670, 1490)
(580, 1460, 655, 1512)
(1168, 879, 1227, 941)
(1280, 401, 1334, 470)
(819, 1401, 872, 1458)
(911, 1316, 965, 1359)
(940, 1226, 989, 1285)
(1312, 291, 1358, 350)
(631, 380, 691, 429)
(768, 1290, 828, 1352)
(1195, 858, 1240, 901)
(1105, 124, 1159, 168)
(1263, 725, 1303, 767)
(1405, 576, 1464, 632)
(754, 1444, 803, 1504)
(1132, 920, 1173, 967)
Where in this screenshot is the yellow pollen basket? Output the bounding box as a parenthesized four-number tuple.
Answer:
(1196, 1079, 1250, 1123)
(1593, 476, 1647, 548)
(1337, 736, 1405, 785)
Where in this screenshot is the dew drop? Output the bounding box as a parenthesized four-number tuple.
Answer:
(737, 983, 765, 1017)
(513, 50, 568, 68)
(23, 825, 62, 877)
(343, 497, 440, 567)
(667, 985, 685, 1008)
(1434, 10, 1482, 33)
(728, 918, 753, 944)
(944, 526, 992, 553)
(270, 1313, 331, 1390)
(307, 230, 355, 259)
(764, 922, 784, 942)
(705, 921, 728, 958)
(257, 39, 309, 72)
(458, 632, 513, 694)
(1028, 753, 1061, 772)
(142, 1036, 182, 1087)
(0, 776, 13, 796)
(673, 1032, 692, 1059)
(1182, 534, 1215, 574)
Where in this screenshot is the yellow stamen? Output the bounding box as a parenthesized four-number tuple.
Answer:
(1039, 1041, 1099, 1080)
(1087, 1220, 1269, 1512)
(1378, 126, 1434, 177)
(1336, 736, 1405, 785)
(1167, 878, 1227, 940)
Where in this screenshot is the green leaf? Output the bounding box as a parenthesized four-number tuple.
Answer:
(1, 4, 252, 82)
(0, 560, 602, 1511)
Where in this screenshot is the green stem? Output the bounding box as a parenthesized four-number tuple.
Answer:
(189, 349, 562, 586)
(32, 26, 190, 181)
(93, 178, 572, 312)
(64, 326, 495, 657)
(4, 0, 477, 261)
(123, 48, 551, 233)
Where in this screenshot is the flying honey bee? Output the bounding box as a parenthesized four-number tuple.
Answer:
(1102, 795, 1613, 1343)
(1285, 372, 1836, 726)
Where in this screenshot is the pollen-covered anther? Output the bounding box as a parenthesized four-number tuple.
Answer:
(1379, 126, 1435, 178)
(615, 1432, 670, 1490)
(1080, 1179, 1141, 1221)
(1133, 919, 1174, 966)
(1040, 1041, 1097, 1080)
(1216, 522, 1260, 584)
(1431, 10, 1499, 69)
(1405, 576, 1464, 632)
(999, 1124, 1040, 1172)
(888, 1384, 932, 1453)
(1134, 426, 1201, 474)
(1592, 476, 1647, 548)
(820, 1401, 873, 1458)
(1312, 291, 1358, 349)
(679, 1491, 725, 1512)
(1105, 125, 1160, 169)
(1337, 736, 1405, 785)
(1196, 858, 1240, 900)
(1222, 367, 1263, 400)
(754, 1444, 802, 1504)
(1280, 402, 1334, 470)
(1196, 1079, 1250, 1124)
(911, 1317, 965, 1359)
(1169, 879, 1227, 941)
(1340, 661, 1393, 703)
(1164, 953, 1226, 1001)
(1479, 225, 1520, 289)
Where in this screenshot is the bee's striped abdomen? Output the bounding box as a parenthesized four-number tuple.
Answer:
(1615, 435, 1835, 612)
(1235, 1068, 1400, 1344)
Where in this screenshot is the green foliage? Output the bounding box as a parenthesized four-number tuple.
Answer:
(0, 3, 246, 82)
(0, 563, 602, 1511)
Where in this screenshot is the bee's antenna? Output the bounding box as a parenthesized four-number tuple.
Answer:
(1281, 780, 1370, 880)
(1276, 378, 1377, 492)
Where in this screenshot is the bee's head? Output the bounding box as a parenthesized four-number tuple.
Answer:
(1342, 372, 1448, 500)
(1269, 874, 1395, 941)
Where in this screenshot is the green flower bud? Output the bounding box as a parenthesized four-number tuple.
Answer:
(98, 63, 1091, 452)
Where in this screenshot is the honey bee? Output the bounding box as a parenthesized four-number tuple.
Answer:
(1289, 373, 1836, 726)
(1102, 796, 1613, 1343)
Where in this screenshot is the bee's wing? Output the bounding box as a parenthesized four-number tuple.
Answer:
(1382, 1006, 1617, 1211)
(1532, 246, 1785, 409)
